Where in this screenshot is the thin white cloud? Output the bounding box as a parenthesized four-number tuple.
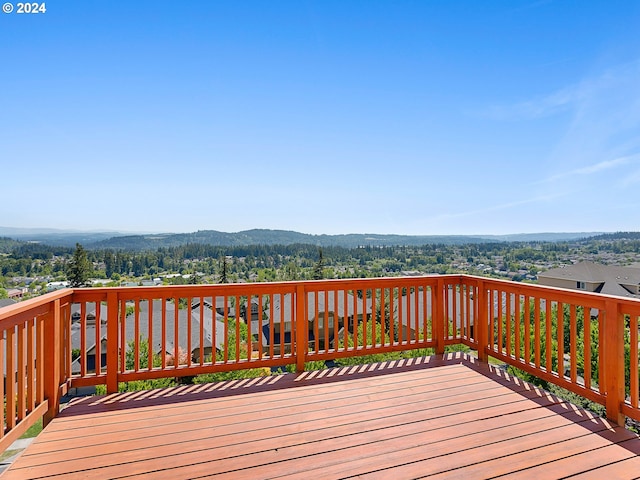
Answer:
(484, 59, 640, 121)
(429, 193, 566, 222)
(540, 154, 639, 183)
(484, 82, 591, 120)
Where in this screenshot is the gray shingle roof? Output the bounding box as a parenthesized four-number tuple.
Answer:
(70, 300, 226, 369)
(539, 261, 640, 298)
(394, 289, 474, 330)
(122, 299, 225, 356)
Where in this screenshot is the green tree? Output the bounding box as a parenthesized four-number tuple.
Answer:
(283, 261, 300, 281)
(0, 288, 7, 299)
(220, 256, 228, 283)
(104, 251, 115, 278)
(66, 243, 91, 287)
(312, 248, 324, 280)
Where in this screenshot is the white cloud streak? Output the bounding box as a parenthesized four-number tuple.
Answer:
(428, 193, 566, 222)
(485, 59, 640, 121)
(540, 154, 639, 183)
(485, 82, 592, 120)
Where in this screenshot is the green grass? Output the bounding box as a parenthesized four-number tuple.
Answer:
(0, 449, 21, 462)
(19, 418, 42, 439)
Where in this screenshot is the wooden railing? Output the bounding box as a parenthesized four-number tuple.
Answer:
(1, 274, 639, 451)
(0, 289, 73, 451)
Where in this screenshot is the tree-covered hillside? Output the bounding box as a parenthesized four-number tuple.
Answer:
(1, 232, 639, 297)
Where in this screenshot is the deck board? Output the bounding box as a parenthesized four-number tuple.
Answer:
(3, 353, 640, 479)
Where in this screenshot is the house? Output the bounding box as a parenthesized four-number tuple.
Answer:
(70, 300, 226, 375)
(47, 281, 69, 292)
(241, 297, 261, 323)
(394, 287, 475, 340)
(122, 300, 226, 363)
(257, 291, 372, 353)
(538, 261, 640, 298)
(198, 297, 237, 318)
(70, 304, 109, 376)
(0, 299, 17, 309)
(6, 288, 27, 300)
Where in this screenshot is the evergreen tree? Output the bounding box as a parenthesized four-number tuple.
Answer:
(220, 256, 228, 283)
(66, 243, 91, 287)
(104, 251, 115, 278)
(312, 248, 324, 280)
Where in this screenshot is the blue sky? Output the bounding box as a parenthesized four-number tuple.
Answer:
(2, 1, 639, 235)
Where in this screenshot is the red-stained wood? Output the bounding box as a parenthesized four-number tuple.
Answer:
(631, 314, 639, 408)
(42, 299, 60, 426)
(566, 455, 640, 479)
(92, 301, 101, 375)
(79, 302, 86, 377)
(6, 327, 16, 431)
(514, 292, 520, 360)
(106, 292, 118, 394)
(17, 323, 26, 422)
(186, 295, 192, 368)
(481, 436, 640, 479)
(36, 316, 44, 406)
(0, 325, 4, 438)
(534, 296, 541, 368)
(5, 274, 640, 474)
(524, 294, 530, 365)
(585, 304, 592, 389)
(119, 299, 126, 374)
(545, 297, 552, 373)
(604, 299, 625, 424)
(570, 303, 577, 383)
(5, 354, 640, 480)
(558, 300, 564, 376)
(148, 298, 155, 370)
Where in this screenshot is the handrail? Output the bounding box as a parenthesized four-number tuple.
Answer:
(0, 289, 74, 451)
(1, 275, 639, 452)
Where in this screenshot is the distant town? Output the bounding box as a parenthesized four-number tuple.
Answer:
(2, 230, 640, 306)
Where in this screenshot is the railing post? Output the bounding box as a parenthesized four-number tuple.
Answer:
(295, 284, 306, 373)
(476, 280, 489, 363)
(603, 299, 625, 425)
(43, 299, 61, 426)
(106, 291, 119, 394)
(433, 278, 445, 355)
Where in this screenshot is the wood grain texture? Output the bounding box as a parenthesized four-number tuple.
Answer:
(3, 353, 639, 480)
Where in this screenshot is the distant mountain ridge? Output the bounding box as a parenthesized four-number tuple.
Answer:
(90, 229, 493, 250)
(89, 229, 604, 250)
(0, 226, 142, 247)
(0, 227, 608, 250)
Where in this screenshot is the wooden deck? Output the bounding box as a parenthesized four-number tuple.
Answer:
(3, 353, 640, 479)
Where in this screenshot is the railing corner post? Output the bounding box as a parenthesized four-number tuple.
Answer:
(604, 299, 625, 425)
(106, 291, 119, 394)
(295, 284, 307, 373)
(476, 280, 489, 363)
(43, 299, 61, 426)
